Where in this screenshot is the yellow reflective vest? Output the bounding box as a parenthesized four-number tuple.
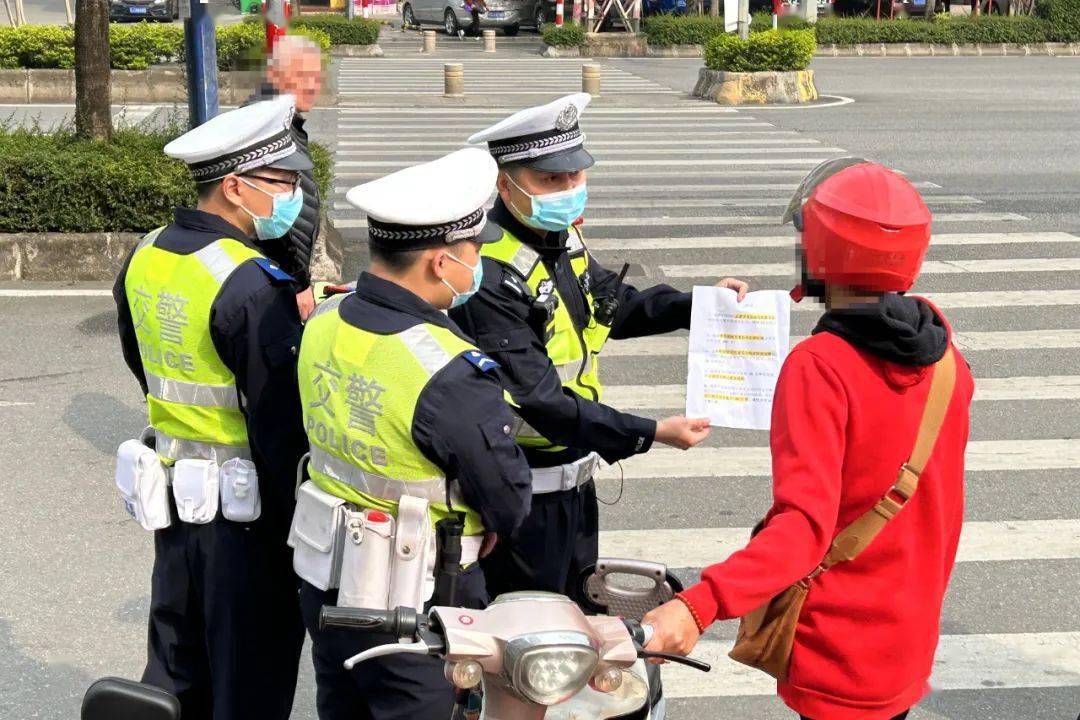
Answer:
(124, 228, 263, 463)
(298, 295, 486, 536)
(481, 226, 612, 451)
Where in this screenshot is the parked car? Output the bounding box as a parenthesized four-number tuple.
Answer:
(109, 0, 179, 21)
(402, 0, 529, 35)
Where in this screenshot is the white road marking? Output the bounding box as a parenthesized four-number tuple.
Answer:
(0, 289, 112, 298)
(585, 231, 1075, 251)
(604, 375, 1080, 409)
(658, 632, 1080, 698)
(662, 255, 1077, 277)
(595, 439, 1080, 479)
(603, 327, 1080, 357)
(599, 519, 1080, 569)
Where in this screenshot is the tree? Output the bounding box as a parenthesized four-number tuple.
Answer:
(74, 0, 111, 141)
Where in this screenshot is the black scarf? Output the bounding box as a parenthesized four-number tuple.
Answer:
(814, 293, 949, 367)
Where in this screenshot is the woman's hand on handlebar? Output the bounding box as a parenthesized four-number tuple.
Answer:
(641, 599, 703, 662)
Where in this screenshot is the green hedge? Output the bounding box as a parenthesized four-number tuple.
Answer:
(704, 28, 815, 71)
(815, 15, 1061, 43)
(542, 22, 587, 46)
(0, 127, 332, 233)
(643, 14, 813, 46)
(292, 13, 381, 44)
(1034, 0, 1080, 40)
(0, 22, 330, 71)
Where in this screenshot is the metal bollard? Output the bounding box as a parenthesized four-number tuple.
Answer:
(444, 63, 464, 97)
(422, 30, 437, 53)
(582, 64, 601, 96)
(482, 29, 496, 53)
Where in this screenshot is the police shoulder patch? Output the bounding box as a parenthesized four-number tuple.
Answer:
(252, 257, 294, 283)
(462, 349, 500, 373)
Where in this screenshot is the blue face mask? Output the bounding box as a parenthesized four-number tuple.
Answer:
(443, 251, 483, 308)
(508, 174, 588, 232)
(239, 177, 304, 240)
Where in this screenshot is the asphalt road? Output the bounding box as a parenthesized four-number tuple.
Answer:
(2, 47, 1079, 720)
(1, 0, 243, 25)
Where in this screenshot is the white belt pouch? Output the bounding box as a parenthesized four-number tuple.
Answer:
(387, 495, 437, 612)
(220, 458, 261, 522)
(172, 459, 219, 525)
(337, 508, 395, 610)
(288, 481, 348, 591)
(115, 438, 172, 531)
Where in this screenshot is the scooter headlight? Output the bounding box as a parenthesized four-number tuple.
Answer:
(505, 632, 599, 706)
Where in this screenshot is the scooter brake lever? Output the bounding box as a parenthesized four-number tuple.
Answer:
(343, 638, 446, 671)
(637, 650, 712, 673)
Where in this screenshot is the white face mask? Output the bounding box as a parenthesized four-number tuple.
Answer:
(441, 251, 484, 308)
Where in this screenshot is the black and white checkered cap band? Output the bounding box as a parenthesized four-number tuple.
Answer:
(189, 129, 295, 183)
(488, 126, 583, 165)
(368, 207, 488, 251)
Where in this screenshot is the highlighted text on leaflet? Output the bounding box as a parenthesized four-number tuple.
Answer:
(685, 287, 791, 431)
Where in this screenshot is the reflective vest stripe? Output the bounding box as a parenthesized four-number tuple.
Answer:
(193, 242, 248, 285)
(310, 292, 346, 320)
(145, 371, 240, 409)
(308, 446, 458, 506)
(155, 429, 251, 463)
(135, 227, 165, 254)
(507, 243, 541, 279)
(399, 324, 456, 377)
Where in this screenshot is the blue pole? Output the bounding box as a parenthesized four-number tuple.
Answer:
(185, 0, 220, 128)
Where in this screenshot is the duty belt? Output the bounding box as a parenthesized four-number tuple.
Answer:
(153, 429, 250, 464)
(530, 452, 601, 494)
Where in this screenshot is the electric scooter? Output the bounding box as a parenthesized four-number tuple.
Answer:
(320, 558, 706, 720)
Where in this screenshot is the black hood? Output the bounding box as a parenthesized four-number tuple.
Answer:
(813, 294, 949, 367)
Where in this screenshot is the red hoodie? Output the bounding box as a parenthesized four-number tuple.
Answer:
(679, 301, 974, 720)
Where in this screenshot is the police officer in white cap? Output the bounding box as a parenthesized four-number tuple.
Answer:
(294, 148, 531, 720)
(452, 94, 749, 602)
(112, 96, 311, 720)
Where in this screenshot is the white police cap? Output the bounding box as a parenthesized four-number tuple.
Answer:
(345, 148, 502, 251)
(467, 92, 594, 173)
(164, 95, 313, 183)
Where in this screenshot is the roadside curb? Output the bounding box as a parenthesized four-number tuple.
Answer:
(540, 41, 1080, 58)
(1, 219, 345, 283)
(0, 67, 340, 106)
(329, 44, 384, 57)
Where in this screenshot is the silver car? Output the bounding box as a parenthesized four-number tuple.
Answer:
(402, 0, 552, 35)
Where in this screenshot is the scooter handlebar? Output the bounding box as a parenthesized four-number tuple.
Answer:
(319, 606, 422, 639)
(623, 618, 711, 673)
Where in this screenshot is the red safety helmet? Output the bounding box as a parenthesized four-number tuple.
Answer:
(783, 157, 932, 302)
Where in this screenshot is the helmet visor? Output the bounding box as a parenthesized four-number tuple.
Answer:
(782, 156, 871, 225)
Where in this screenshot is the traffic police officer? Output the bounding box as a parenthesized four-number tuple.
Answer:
(295, 148, 532, 720)
(113, 96, 309, 720)
(452, 93, 748, 601)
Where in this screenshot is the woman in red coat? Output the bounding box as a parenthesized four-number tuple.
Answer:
(643, 159, 975, 720)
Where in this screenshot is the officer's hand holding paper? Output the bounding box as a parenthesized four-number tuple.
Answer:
(685, 286, 791, 431)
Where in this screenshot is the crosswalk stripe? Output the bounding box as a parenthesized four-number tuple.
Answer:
(334, 169, 820, 180)
(585, 231, 1076, 250)
(336, 122, 775, 130)
(657, 632, 1080, 698)
(597, 440, 1080, 479)
(604, 375, 1080, 409)
(577, 211, 1026, 227)
(333, 181, 944, 195)
(335, 147, 846, 158)
(599, 519, 1080, 569)
(603, 328, 1080, 357)
(336, 138, 820, 147)
(336, 131, 795, 140)
(331, 211, 1023, 228)
(333, 195, 982, 213)
(661, 256, 1077, 278)
(336, 107, 742, 114)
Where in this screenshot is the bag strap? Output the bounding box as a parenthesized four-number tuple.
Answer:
(809, 346, 958, 578)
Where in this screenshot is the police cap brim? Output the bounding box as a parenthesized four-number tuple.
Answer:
(516, 146, 595, 173)
(473, 218, 504, 244)
(265, 149, 314, 173)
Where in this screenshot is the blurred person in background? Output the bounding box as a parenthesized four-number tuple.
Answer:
(248, 34, 324, 320)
